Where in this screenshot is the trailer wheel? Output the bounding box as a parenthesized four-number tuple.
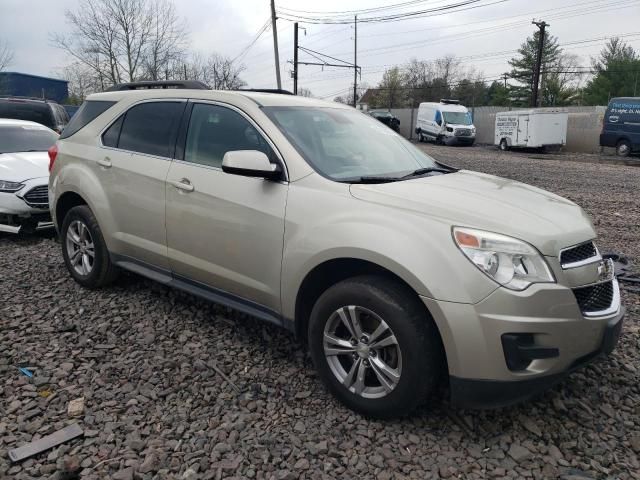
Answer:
(616, 139, 631, 157)
(499, 139, 509, 151)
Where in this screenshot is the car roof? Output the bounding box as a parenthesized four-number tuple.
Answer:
(0, 118, 52, 128)
(86, 89, 351, 109)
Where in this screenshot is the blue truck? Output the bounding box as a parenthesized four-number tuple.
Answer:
(600, 97, 640, 157)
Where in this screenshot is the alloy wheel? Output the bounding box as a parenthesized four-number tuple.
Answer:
(66, 220, 95, 276)
(323, 305, 402, 399)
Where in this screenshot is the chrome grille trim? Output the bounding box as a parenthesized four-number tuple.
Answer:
(22, 185, 49, 209)
(559, 241, 600, 269)
(572, 278, 620, 318)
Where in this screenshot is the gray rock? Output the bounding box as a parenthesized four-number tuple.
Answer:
(508, 444, 532, 462)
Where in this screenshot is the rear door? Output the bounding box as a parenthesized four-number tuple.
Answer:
(165, 101, 288, 313)
(517, 115, 529, 145)
(99, 100, 186, 270)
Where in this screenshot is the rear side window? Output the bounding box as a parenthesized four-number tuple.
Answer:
(60, 100, 116, 139)
(0, 100, 55, 129)
(118, 102, 184, 158)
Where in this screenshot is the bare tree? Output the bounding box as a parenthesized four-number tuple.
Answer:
(142, 0, 187, 80)
(207, 54, 246, 90)
(0, 38, 14, 71)
(52, 0, 187, 86)
(298, 87, 313, 98)
(57, 62, 100, 103)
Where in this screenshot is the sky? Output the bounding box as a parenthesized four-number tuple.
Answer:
(1, 0, 639, 99)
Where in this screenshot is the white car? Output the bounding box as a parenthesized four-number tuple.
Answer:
(0, 118, 57, 233)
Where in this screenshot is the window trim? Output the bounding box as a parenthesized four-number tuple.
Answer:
(98, 98, 188, 161)
(174, 99, 289, 182)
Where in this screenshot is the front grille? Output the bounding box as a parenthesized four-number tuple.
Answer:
(573, 281, 614, 314)
(23, 185, 49, 209)
(455, 128, 471, 137)
(560, 241, 597, 267)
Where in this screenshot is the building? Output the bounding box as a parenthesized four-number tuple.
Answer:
(0, 72, 69, 103)
(356, 89, 376, 111)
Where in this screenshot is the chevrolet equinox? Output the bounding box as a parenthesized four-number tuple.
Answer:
(49, 86, 625, 417)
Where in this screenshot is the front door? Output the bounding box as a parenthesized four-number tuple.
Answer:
(165, 102, 288, 313)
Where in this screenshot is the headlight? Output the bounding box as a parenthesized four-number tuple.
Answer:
(453, 227, 555, 290)
(0, 180, 24, 193)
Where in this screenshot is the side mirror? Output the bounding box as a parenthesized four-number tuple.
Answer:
(221, 150, 282, 180)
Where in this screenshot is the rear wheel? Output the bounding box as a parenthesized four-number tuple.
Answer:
(616, 139, 631, 157)
(308, 275, 443, 418)
(499, 139, 509, 151)
(61, 205, 118, 288)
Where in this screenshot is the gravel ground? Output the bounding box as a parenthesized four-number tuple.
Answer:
(1, 146, 639, 480)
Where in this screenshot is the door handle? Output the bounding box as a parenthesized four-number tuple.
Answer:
(97, 157, 112, 168)
(170, 178, 194, 192)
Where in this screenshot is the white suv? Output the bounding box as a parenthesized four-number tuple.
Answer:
(49, 84, 624, 417)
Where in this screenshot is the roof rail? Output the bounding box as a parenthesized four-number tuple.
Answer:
(0, 95, 54, 102)
(440, 98, 460, 104)
(105, 80, 211, 91)
(236, 88, 294, 95)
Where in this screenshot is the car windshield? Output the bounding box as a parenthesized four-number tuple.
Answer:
(264, 106, 438, 181)
(373, 111, 393, 118)
(442, 111, 472, 125)
(0, 125, 58, 154)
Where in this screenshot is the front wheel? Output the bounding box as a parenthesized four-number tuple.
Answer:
(616, 139, 631, 157)
(308, 276, 443, 418)
(61, 205, 119, 289)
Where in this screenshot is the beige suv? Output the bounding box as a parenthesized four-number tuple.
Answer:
(49, 84, 624, 417)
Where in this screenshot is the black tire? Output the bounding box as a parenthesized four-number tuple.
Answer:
(499, 139, 509, 151)
(308, 275, 443, 418)
(61, 205, 118, 289)
(616, 139, 631, 157)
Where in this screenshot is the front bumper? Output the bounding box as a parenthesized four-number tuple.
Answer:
(422, 279, 624, 408)
(443, 135, 475, 145)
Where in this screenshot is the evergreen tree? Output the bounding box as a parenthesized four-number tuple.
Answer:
(508, 30, 561, 106)
(583, 38, 639, 105)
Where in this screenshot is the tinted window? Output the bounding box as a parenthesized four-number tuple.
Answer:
(54, 104, 70, 124)
(0, 100, 56, 129)
(184, 104, 273, 168)
(119, 102, 184, 157)
(0, 124, 58, 153)
(60, 100, 116, 139)
(102, 116, 124, 147)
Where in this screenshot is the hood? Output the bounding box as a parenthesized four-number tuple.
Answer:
(349, 170, 595, 256)
(446, 123, 475, 130)
(0, 151, 49, 182)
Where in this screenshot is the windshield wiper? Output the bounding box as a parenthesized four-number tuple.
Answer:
(400, 167, 455, 179)
(352, 176, 402, 184)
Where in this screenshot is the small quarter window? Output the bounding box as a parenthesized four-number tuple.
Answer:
(102, 115, 124, 148)
(59, 100, 116, 139)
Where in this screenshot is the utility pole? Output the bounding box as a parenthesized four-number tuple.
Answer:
(502, 73, 508, 89)
(293, 22, 298, 95)
(270, 0, 282, 89)
(531, 20, 548, 108)
(353, 14, 358, 108)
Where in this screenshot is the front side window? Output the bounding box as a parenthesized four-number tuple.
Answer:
(184, 103, 273, 168)
(264, 106, 438, 181)
(0, 124, 58, 153)
(118, 102, 184, 157)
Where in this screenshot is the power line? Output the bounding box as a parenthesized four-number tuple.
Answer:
(278, 0, 433, 16)
(231, 19, 271, 64)
(277, 0, 508, 25)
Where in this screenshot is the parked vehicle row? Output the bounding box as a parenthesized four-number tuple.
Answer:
(47, 83, 623, 417)
(0, 96, 69, 134)
(0, 119, 57, 233)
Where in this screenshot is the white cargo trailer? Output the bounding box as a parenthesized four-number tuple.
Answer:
(495, 109, 568, 151)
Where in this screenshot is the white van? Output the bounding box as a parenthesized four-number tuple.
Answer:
(415, 100, 476, 145)
(495, 109, 568, 151)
